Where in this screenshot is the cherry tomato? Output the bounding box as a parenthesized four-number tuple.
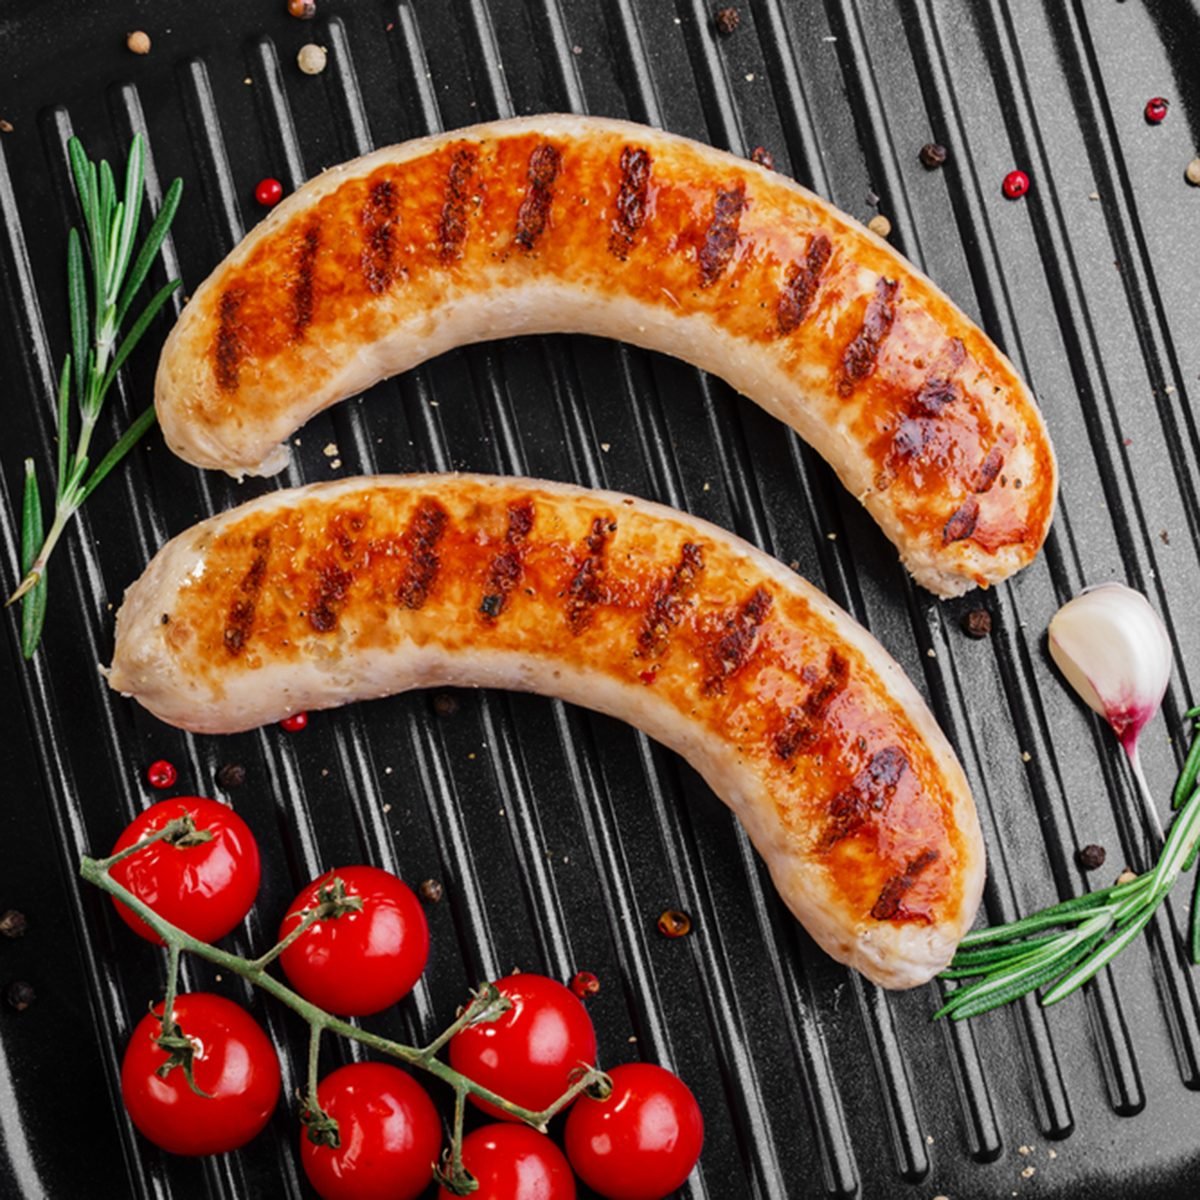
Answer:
(300, 1062, 441, 1200)
(121, 992, 280, 1156)
(109, 796, 261, 945)
(564, 1063, 703, 1200)
(278, 866, 429, 1016)
(449, 973, 597, 1121)
(437, 1124, 576, 1200)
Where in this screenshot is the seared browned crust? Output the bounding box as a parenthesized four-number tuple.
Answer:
(107, 475, 984, 986)
(155, 115, 1056, 597)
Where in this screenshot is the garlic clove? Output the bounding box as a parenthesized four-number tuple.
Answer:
(1048, 582, 1172, 756)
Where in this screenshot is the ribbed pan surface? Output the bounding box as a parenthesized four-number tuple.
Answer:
(2, 1, 1199, 1196)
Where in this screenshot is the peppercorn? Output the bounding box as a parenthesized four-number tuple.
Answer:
(255, 177, 283, 208)
(1002, 169, 1030, 199)
(216, 763, 247, 790)
(714, 7, 741, 35)
(570, 970, 601, 999)
(867, 214, 892, 238)
(146, 759, 177, 790)
(126, 30, 151, 55)
(750, 146, 775, 171)
(961, 609, 993, 639)
(919, 142, 947, 170)
(1077, 844, 1107, 871)
(5, 981, 34, 1012)
(433, 693, 459, 718)
(419, 879, 444, 903)
(657, 909, 692, 938)
(0, 910, 28, 939)
(1186, 158, 1200, 187)
(297, 43, 328, 76)
(1144, 97, 1169, 125)
(288, 0, 317, 18)
(280, 711, 308, 732)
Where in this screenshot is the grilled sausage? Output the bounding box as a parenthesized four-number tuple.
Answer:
(155, 115, 1056, 599)
(107, 474, 984, 988)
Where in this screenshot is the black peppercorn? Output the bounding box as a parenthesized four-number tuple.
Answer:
(433, 693, 459, 718)
(419, 879, 444, 903)
(714, 7, 741, 35)
(5, 981, 34, 1012)
(1077, 844, 1107, 871)
(961, 609, 992, 639)
(0, 910, 27, 939)
(216, 763, 247, 790)
(919, 142, 948, 169)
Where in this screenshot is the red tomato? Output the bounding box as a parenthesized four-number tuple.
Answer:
(121, 992, 280, 1156)
(109, 796, 261, 945)
(278, 866, 429, 1016)
(437, 1124, 576, 1200)
(564, 1063, 703, 1200)
(449, 973, 597, 1121)
(300, 1062, 441, 1200)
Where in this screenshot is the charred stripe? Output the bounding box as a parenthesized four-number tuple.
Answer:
(291, 224, 320, 339)
(438, 144, 478, 264)
(515, 142, 562, 251)
(361, 178, 399, 294)
(943, 496, 980, 544)
(777, 234, 832, 333)
(698, 182, 746, 288)
(839, 277, 899, 394)
(214, 288, 245, 392)
(870, 848, 940, 921)
(223, 531, 271, 655)
(609, 145, 651, 260)
(480, 500, 536, 621)
(637, 541, 704, 658)
(398, 498, 449, 609)
(822, 746, 909, 848)
(774, 649, 850, 760)
(565, 516, 613, 632)
(703, 585, 773, 694)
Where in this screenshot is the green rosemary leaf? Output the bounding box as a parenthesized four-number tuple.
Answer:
(19, 460, 47, 660)
(67, 228, 88, 404)
(1040, 905, 1158, 1007)
(98, 279, 182, 401)
(55, 356, 71, 499)
(1191, 876, 1200, 965)
(78, 405, 156, 504)
(113, 135, 144, 291)
(116, 177, 183, 327)
(1172, 723, 1200, 810)
(943, 931, 1064, 974)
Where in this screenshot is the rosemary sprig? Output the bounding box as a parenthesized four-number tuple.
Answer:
(937, 710, 1200, 1020)
(6, 134, 182, 658)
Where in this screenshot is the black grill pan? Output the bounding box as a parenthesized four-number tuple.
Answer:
(2, 2, 1200, 1197)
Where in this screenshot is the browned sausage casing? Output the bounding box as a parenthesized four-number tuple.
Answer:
(107, 474, 984, 988)
(155, 115, 1057, 598)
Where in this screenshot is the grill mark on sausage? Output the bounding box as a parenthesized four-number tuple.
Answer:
(397, 498, 449, 609)
(480, 500, 536, 621)
(565, 516, 613, 633)
(609, 145, 652, 261)
(438, 144, 478, 264)
(973, 446, 1005, 494)
(291, 224, 320, 339)
(703, 585, 773, 694)
(636, 541, 704, 658)
(698, 182, 746, 288)
(870, 848, 940, 921)
(774, 649, 850, 760)
(360, 178, 399, 294)
(514, 142, 562, 251)
(943, 495, 980, 544)
(309, 563, 354, 633)
(777, 234, 832, 334)
(839, 277, 900, 394)
(912, 337, 966, 416)
(822, 745, 909, 848)
(223, 531, 270, 655)
(214, 288, 246, 392)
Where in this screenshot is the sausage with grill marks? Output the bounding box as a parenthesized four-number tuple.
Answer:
(154, 115, 1056, 598)
(106, 474, 984, 989)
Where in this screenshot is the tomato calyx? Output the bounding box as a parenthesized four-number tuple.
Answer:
(299, 1096, 341, 1149)
(310, 876, 364, 920)
(432, 1150, 478, 1197)
(574, 1064, 613, 1102)
(152, 1020, 212, 1098)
